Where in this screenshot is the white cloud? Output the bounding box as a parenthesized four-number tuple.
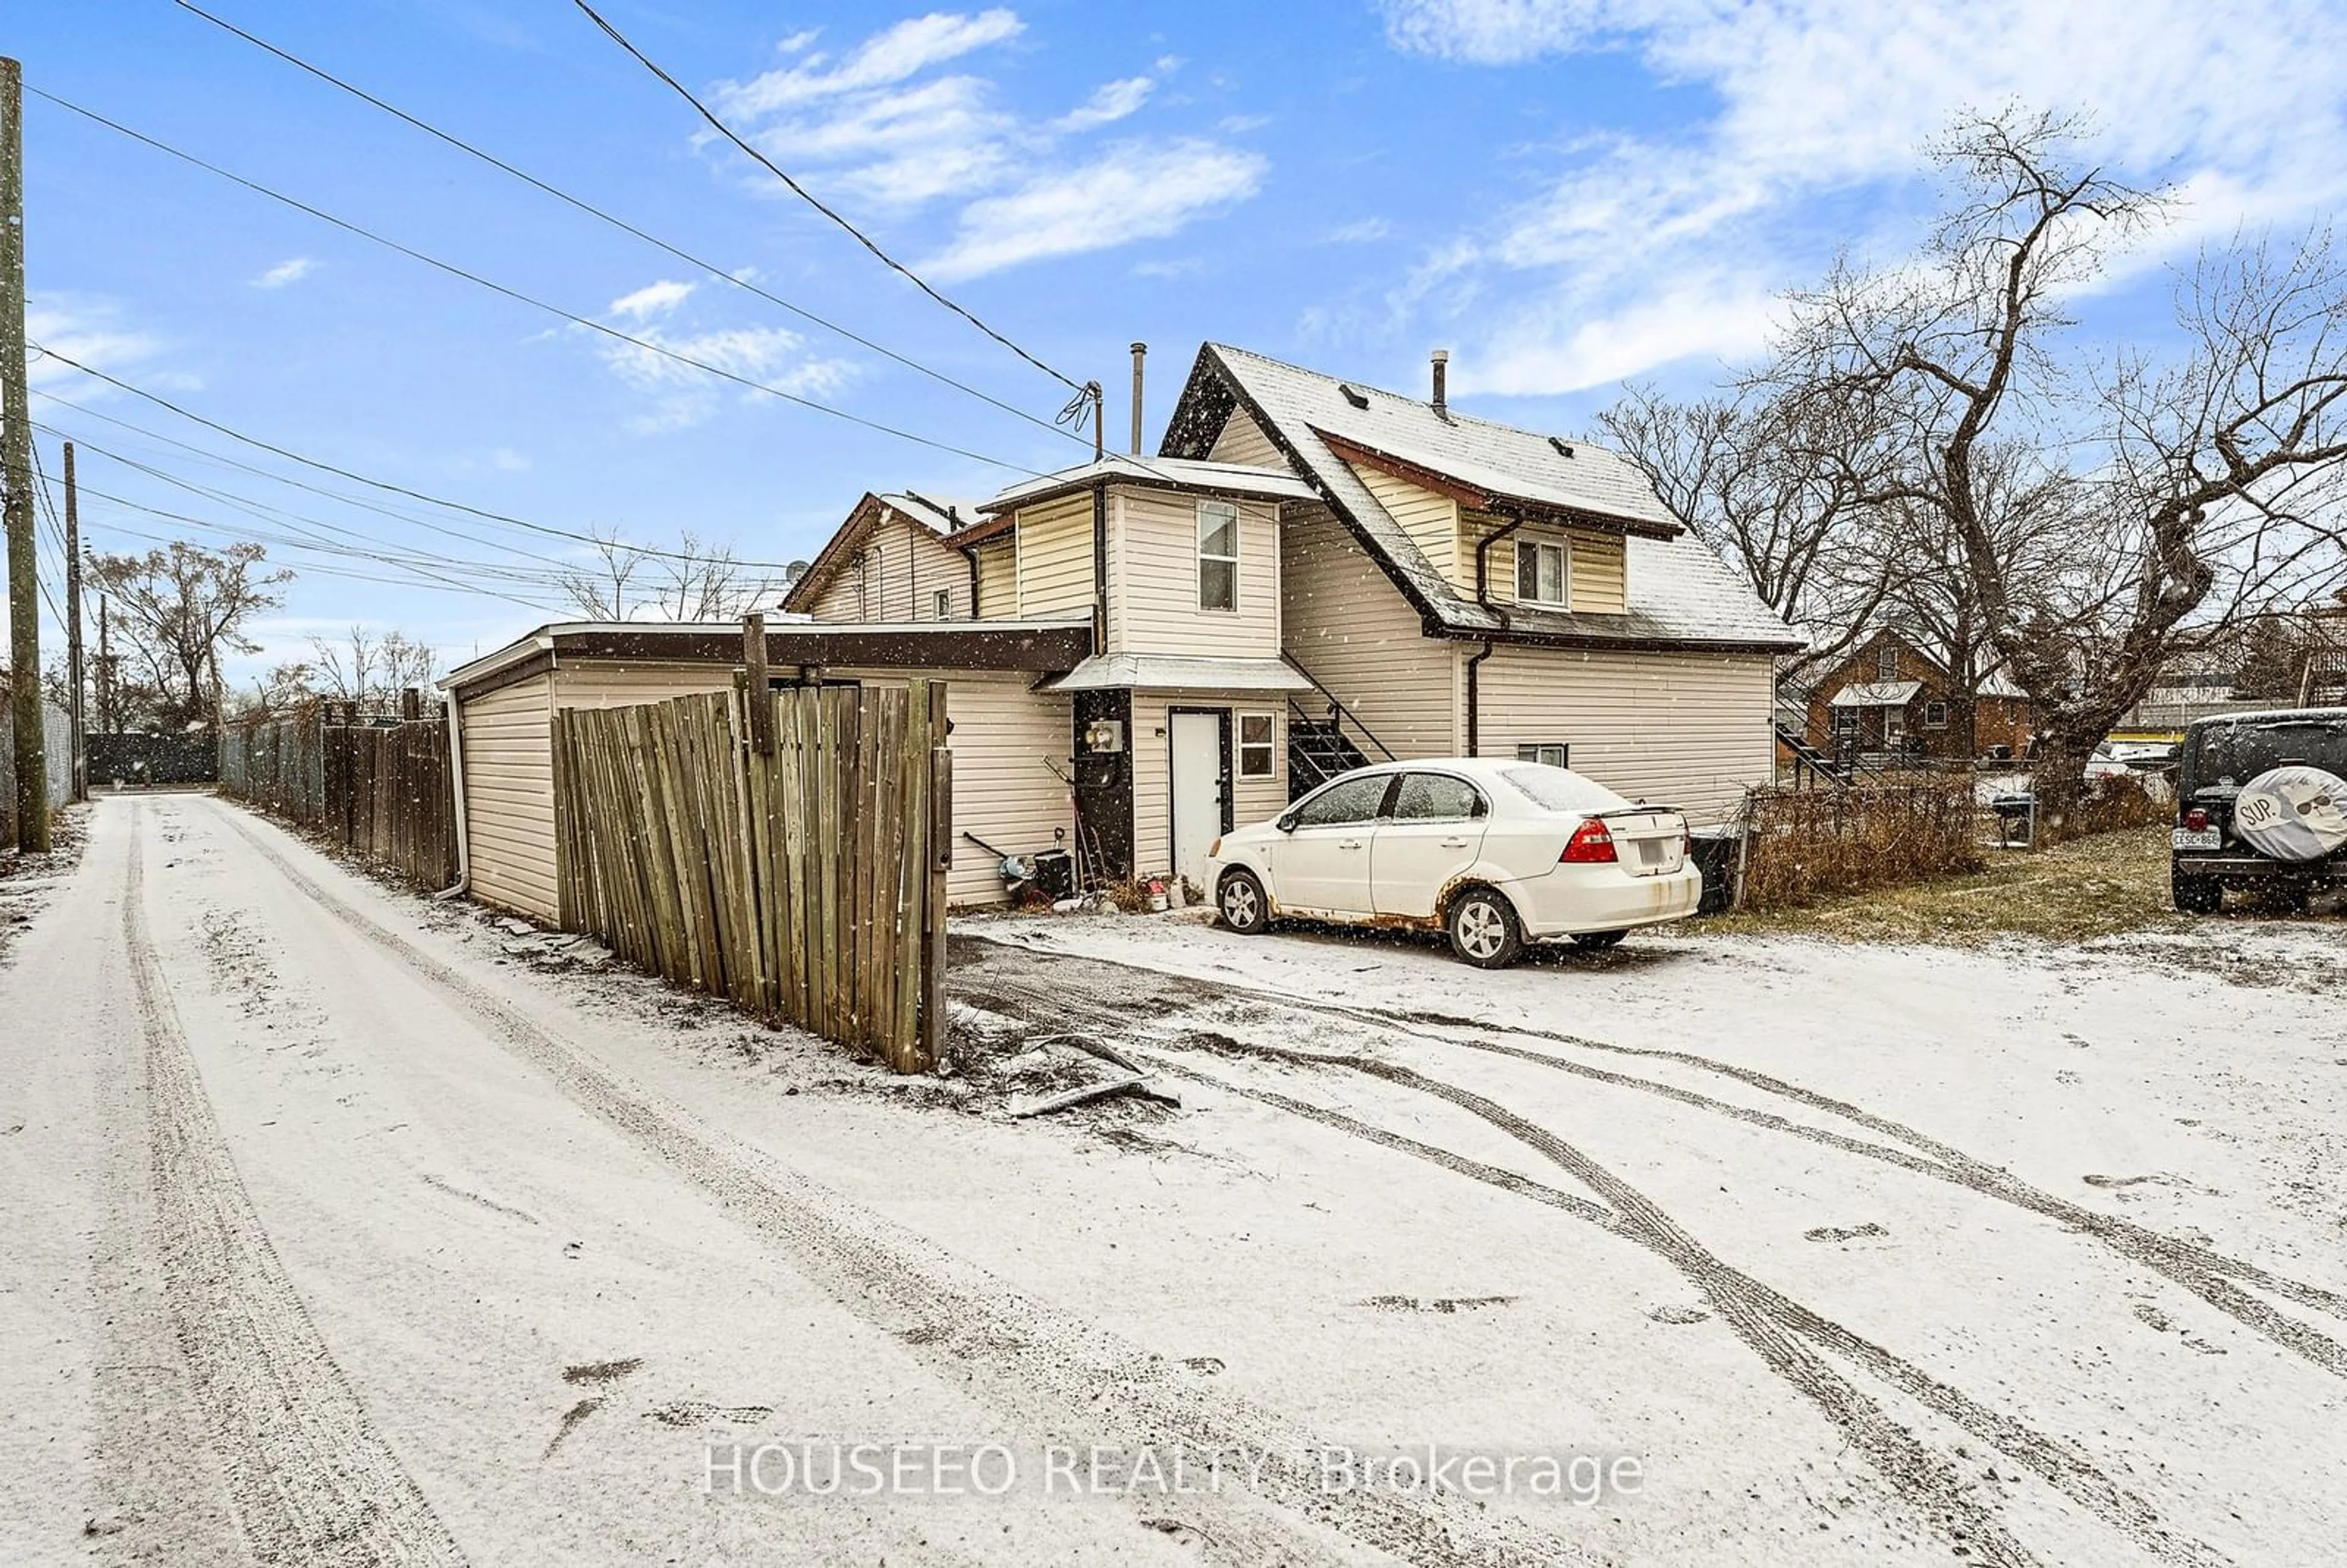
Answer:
(921, 140, 1266, 280)
(491, 447, 531, 472)
(706, 13, 1260, 273)
(608, 279, 697, 319)
(1375, 0, 2347, 394)
(590, 285, 857, 432)
(1324, 217, 1394, 244)
(252, 257, 317, 289)
(1054, 76, 1154, 132)
(714, 9, 1024, 115)
(23, 296, 164, 393)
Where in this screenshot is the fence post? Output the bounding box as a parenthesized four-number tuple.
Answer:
(921, 681, 950, 1072)
(742, 613, 773, 755)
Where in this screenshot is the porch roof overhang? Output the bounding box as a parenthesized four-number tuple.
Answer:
(1828, 680, 1925, 708)
(446, 616, 1094, 699)
(1037, 653, 1317, 694)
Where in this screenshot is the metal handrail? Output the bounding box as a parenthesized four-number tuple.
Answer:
(1282, 656, 1398, 762)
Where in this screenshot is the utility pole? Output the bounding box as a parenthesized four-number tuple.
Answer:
(1, 56, 48, 852)
(64, 439, 83, 800)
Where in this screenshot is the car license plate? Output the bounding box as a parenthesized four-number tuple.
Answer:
(1637, 838, 1667, 868)
(2171, 828, 2221, 851)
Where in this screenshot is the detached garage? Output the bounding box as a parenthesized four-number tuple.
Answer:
(443, 618, 1092, 923)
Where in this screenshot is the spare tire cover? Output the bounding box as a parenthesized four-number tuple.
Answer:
(2232, 766, 2347, 863)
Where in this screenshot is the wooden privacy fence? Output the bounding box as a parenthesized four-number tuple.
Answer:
(551, 681, 952, 1073)
(219, 706, 326, 821)
(326, 721, 459, 890)
(219, 705, 458, 891)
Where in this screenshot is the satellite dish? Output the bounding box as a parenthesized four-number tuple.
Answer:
(784, 559, 811, 586)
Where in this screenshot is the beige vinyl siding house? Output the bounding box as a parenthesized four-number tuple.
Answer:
(1207, 405, 1282, 468)
(973, 538, 1015, 619)
(458, 675, 557, 921)
(1013, 493, 1096, 618)
(1346, 462, 1461, 584)
(1108, 489, 1280, 658)
(784, 493, 972, 623)
(1474, 647, 1776, 826)
(1279, 504, 1461, 756)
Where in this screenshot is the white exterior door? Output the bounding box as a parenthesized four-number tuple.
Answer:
(1169, 709, 1227, 890)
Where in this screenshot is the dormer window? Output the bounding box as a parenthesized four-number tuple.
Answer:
(1198, 501, 1240, 612)
(1515, 539, 1568, 607)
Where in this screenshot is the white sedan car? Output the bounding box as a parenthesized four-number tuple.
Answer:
(1204, 758, 1702, 967)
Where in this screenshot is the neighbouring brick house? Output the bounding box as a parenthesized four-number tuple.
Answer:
(1804, 629, 2036, 761)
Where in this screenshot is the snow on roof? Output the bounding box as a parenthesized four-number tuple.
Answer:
(979, 453, 1317, 515)
(1175, 344, 1805, 654)
(1828, 680, 1925, 708)
(878, 491, 977, 533)
(1038, 653, 1316, 694)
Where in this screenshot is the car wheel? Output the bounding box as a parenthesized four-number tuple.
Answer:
(1570, 928, 1628, 950)
(2172, 873, 2223, 915)
(1447, 887, 1524, 969)
(1218, 868, 1272, 934)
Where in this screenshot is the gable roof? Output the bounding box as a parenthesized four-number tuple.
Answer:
(1161, 343, 1804, 655)
(783, 490, 974, 614)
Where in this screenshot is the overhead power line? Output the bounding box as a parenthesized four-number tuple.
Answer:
(34, 389, 618, 573)
(30, 345, 846, 575)
(567, 0, 1096, 417)
(28, 87, 1049, 480)
(167, 0, 1085, 447)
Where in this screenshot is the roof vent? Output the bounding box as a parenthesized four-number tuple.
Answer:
(1339, 383, 1369, 409)
(1549, 437, 1576, 459)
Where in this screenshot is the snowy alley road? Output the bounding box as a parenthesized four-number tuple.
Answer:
(4, 793, 2346, 1567)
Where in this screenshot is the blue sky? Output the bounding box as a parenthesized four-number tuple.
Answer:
(11, 0, 2347, 689)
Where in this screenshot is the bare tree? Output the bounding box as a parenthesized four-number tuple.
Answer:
(1760, 109, 2347, 827)
(1598, 383, 1903, 689)
(308, 625, 439, 712)
(556, 527, 776, 622)
(85, 541, 290, 730)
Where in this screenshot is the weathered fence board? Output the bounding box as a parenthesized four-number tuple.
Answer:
(219, 706, 458, 891)
(551, 683, 950, 1072)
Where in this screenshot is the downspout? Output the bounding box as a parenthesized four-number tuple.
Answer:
(1092, 479, 1109, 652)
(1465, 642, 1494, 757)
(1466, 513, 1524, 759)
(966, 545, 981, 619)
(439, 687, 471, 898)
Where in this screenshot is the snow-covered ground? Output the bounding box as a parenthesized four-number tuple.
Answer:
(3, 793, 2343, 1566)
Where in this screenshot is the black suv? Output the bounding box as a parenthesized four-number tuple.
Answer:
(2170, 708, 2347, 913)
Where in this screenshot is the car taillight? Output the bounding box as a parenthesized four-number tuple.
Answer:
(1682, 830, 1692, 857)
(2183, 808, 2209, 831)
(1561, 819, 1617, 863)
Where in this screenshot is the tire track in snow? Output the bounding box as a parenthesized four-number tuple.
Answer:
(121, 806, 468, 1567)
(205, 799, 1607, 1568)
(957, 947, 2239, 1568)
(963, 936, 2347, 1372)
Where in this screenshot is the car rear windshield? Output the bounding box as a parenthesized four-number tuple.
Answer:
(1498, 764, 1628, 814)
(2183, 715, 2347, 791)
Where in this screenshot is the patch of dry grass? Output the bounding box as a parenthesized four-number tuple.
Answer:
(1703, 825, 2190, 947)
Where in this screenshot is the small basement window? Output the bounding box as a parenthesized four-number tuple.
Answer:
(1198, 501, 1240, 612)
(1516, 742, 1569, 768)
(1239, 713, 1276, 776)
(1515, 540, 1568, 606)
(1923, 700, 1948, 729)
